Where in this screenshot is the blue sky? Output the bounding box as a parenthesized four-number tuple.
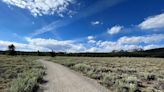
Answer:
(0, 0, 164, 52)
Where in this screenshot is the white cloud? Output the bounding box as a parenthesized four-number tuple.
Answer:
(0, 40, 48, 51)
(107, 25, 123, 35)
(118, 34, 164, 44)
(97, 43, 141, 52)
(91, 21, 102, 25)
(35, 34, 163, 52)
(80, 0, 124, 19)
(2, 0, 74, 17)
(0, 37, 86, 52)
(96, 40, 117, 47)
(93, 40, 141, 52)
(90, 34, 164, 52)
(87, 36, 94, 40)
(139, 13, 164, 30)
(143, 44, 164, 50)
(31, 18, 74, 36)
(25, 37, 86, 52)
(88, 40, 96, 44)
(26, 0, 125, 37)
(87, 36, 96, 44)
(85, 47, 98, 52)
(0, 34, 164, 52)
(30, 0, 124, 36)
(31, 21, 60, 36)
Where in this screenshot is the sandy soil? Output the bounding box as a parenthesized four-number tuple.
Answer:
(38, 59, 110, 92)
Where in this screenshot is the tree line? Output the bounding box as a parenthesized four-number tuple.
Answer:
(1, 44, 164, 58)
(5, 44, 56, 57)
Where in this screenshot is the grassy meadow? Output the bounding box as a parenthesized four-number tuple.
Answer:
(51, 57, 164, 92)
(0, 55, 44, 92)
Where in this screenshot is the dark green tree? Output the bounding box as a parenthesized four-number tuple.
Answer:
(7, 44, 16, 55)
(50, 50, 56, 57)
(37, 50, 41, 56)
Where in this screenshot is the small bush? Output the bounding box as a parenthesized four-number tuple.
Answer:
(147, 74, 156, 81)
(73, 63, 91, 73)
(10, 69, 44, 92)
(87, 70, 103, 80)
(114, 76, 139, 92)
(103, 74, 116, 87)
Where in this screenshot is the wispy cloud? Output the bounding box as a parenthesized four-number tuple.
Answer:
(79, 0, 125, 18)
(31, 18, 75, 37)
(2, 0, 75, 17)
(31, 0, 125, 36)
(139, 13, 164, 30)
(31, 21, 60, 37)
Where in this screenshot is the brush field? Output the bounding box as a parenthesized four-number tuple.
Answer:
(0, 55, 44, 92)
(52, 57, 164, 92)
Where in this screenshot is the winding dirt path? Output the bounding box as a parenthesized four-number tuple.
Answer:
(38, 59, 110, 92)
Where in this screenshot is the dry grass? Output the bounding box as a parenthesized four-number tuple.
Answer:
(52, 57, 164, 92)
(0, 55, 44, 92)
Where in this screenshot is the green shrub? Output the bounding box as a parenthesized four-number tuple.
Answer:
(87, 70, 104, 80)
(73, 63, 91, 73)
(10, 69, 44, 92)
(114, 76, 139, 92)
(103, 74, 116, 87)
(51, 57, 164, 92)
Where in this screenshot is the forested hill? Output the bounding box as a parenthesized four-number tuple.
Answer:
(143, 48, 164, 53)
(137, 48, 164, 57)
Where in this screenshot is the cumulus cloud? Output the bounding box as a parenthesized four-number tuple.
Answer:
(87, 36, 94, 40)
(0, 34, 164, 52)
(0, 37, 86, 52)
(88, 40, 96, 44)
(25, 37, 86, 52)
(107, 25, 123, 35)
(2, 0, 74, 17)
(90, 34, 164, 52)
(139, 13, 164, 30)
(93, 41, 141, 52)
(94, 40, 141, 52)
(91, 21, 102, 25)
(118, 34, 164, 44)
(0, 40, 48, 51)
(87, 36, 96, 44)
(144, 44, 164, 50)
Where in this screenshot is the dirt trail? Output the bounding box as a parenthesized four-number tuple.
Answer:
(38, 59, 110, 92)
